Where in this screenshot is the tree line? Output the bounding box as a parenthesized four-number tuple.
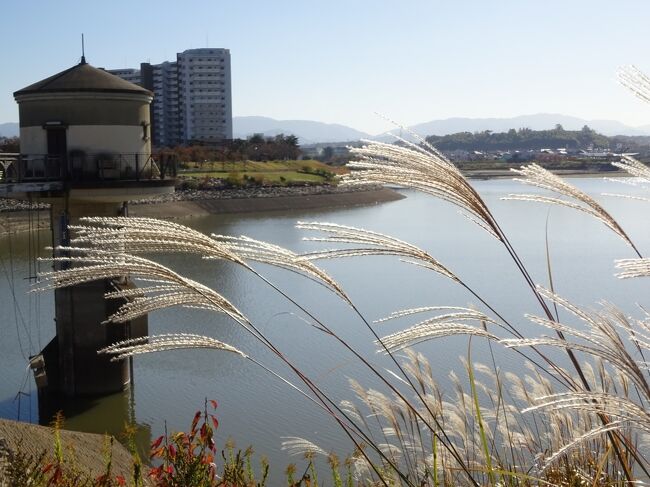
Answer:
(159, 134, 301, 162)
(0, 136, 19, 153)
(1, 134, 302, 162)
(425, 125, 611, 151)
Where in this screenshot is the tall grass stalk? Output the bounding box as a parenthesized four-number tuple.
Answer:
(466, 340, 494, 485)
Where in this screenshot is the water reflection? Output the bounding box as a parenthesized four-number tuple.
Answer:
(39, 387, 151, 457)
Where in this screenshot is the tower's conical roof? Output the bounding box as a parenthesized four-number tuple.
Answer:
(14, 61, 151, 97)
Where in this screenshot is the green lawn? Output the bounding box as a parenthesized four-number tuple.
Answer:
(178, 159, 347, 186)
(188, 170, 327, 183)
(179, 159, 348, 175)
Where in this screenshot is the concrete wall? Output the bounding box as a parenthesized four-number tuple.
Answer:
(69, 125, 150, 154)
(17, 91, 152, 157)
(50, 201, 134, 396)
(19, 126, 47, 153)
(17, 94, 151, 127)
(20, 125, 150, 155)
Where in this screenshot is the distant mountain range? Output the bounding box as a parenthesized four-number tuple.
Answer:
(235, 114, 650, 143)
(3, 114, 650, 143)
(233, 116, 370, 144)
(0, 123, 18, 137)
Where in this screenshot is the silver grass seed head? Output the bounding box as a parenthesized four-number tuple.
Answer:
(506, 163, 636, 250)
(343, 142, 501, 241)
(99, 333, 247, 362)
(380, 323, 498, 352)
(374, 306, 495, 325)
(296, 221, 459, 282)
(211, 233, 351, 303)
(36, 250, 249, 325)
(616, 258, 650, 279)
(611, 155, 650, 182)
(618, 65, 650, 106)
(373, 112, 449, 162)
(280, 437, 327, 457)
(71, 217, 246, 265)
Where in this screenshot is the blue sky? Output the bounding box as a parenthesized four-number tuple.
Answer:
(3, 0, 650, 134)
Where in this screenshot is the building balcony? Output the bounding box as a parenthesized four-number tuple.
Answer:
(0, 152, 177, 196)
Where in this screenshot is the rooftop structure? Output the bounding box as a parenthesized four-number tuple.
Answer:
(15, 62, 151, 95)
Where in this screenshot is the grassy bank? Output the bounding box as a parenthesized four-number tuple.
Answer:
(178, 159, 348, 187)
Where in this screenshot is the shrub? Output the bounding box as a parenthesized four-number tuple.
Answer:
(198, 175, 213, 190)
(148, 402, 219, 486)
(225, 172, 242, 188)
(178, 178, 199, 191)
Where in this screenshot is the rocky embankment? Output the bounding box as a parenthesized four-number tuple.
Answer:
(129, 183, 387, 204)
(0, 184, 405, 233)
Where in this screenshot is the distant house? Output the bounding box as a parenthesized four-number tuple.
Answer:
(444, 149, 471, 161)
(579, 149, 611, 158)
(301, 143, 352, 160)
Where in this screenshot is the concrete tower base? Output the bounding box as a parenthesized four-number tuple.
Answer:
(38, 201, 148, 397)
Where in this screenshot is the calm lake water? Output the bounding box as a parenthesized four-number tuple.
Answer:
(1, 177, 649, 477)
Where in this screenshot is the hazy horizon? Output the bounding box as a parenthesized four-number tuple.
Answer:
(4, 113, 650, 142)
(3, 0, 650, 134)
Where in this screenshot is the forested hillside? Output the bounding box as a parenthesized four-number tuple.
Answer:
(425, 125, 610, 151)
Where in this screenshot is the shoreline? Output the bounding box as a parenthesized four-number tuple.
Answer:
(132, 187, 404, 218)
(0, 168, 630, 234)
(0, 186, 405, 235)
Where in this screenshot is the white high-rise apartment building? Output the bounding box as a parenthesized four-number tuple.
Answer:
(177, 48, 232, 145)
(108, 48, 232, 147)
